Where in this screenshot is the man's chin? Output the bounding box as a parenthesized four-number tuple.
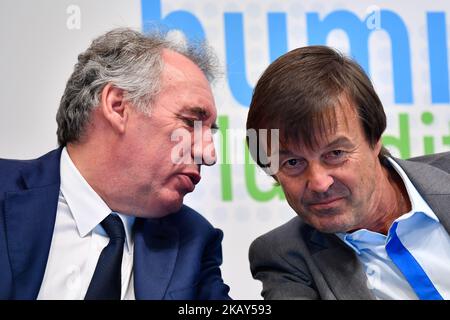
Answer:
(164, 200, 184, 215)
(134, 197, 184, 218)
(302, 210, 352, 233)
(315, 224, 349, 234)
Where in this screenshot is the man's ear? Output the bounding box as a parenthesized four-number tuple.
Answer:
(99, 83, 129, 133)
(374, 138, 382, 155)
(272, 174, 279, 183)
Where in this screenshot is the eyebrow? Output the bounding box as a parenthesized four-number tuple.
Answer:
(325, 136, 355, 149)
(180, 106, 218, 130)
(278, 150, 295, 156)
(279, 136, 355, 156)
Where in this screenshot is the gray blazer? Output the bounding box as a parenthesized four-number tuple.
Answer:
(249, 152, 450, 299)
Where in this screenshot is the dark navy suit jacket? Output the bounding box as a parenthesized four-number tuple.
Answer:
(0, 148, 231, 300)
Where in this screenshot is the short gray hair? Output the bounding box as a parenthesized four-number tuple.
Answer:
(56, 27, 218, 146)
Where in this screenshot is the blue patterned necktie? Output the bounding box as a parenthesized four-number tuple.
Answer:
(386, 221, 443, 300)
(85, 214, 125, 300)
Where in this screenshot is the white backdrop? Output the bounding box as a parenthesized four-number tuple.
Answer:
(1, 0, 449, 299)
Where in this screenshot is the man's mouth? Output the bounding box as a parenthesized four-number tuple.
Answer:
(178, 172, 201, 192)
(184, 172, 201, 185)
(306, 197, 345, 210)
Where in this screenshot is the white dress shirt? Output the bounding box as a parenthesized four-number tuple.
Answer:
(337, 157, 450, 299)
(37, 147, 135, 300)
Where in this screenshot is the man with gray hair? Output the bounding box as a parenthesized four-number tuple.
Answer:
(0, 28, 231, 300)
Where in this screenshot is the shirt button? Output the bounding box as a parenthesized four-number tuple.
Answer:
(366, 265, 381, 290)
(65, 265, 81, 291)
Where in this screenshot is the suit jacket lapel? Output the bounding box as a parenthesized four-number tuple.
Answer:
(133, 218, 179, 299)
(308, 157, 450, 300)
(4, 186, 59, 299)
(309, 231, 375, 300)
(3, 148, 62, 299)
(395, 157, 450, 232)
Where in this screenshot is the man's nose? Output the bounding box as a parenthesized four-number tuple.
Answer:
(192, 127, 217, 166)
(305, 162, 334, 193)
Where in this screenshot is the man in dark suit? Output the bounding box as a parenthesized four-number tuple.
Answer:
(0, 28, 230, 300)
(246, 45, 450, 300)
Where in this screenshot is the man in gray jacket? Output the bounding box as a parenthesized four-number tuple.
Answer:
(246, 45, 450, 300)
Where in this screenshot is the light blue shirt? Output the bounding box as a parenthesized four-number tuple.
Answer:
(336, 157, 450, 300)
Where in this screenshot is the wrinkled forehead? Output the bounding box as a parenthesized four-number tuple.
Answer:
(161, 49, 210, 85)
(278, 97, 358, 152)
(159, 49, 216, 109)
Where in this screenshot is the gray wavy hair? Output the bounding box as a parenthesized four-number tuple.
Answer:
(56, 27, 218, 146)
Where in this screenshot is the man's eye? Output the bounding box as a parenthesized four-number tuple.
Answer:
(286, 159, 299, 167)
(280, 158, 306, 176)
(324, 150, 347, 164)
(330, 150, 343, 157)
(183, 118, 196, 127)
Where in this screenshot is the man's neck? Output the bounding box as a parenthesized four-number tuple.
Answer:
(372, 162, 412, 235)
(66, 143, 110, 201)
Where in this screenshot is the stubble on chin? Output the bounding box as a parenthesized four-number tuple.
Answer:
(300, 204, 358, 234)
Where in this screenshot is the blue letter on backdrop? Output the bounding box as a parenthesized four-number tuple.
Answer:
(225, 12, 288, 107)
(307, 10, 412, 104)
(224, 13, 253, 107)
(141, 0, 205, 41)
(427, 12, 450, 104)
